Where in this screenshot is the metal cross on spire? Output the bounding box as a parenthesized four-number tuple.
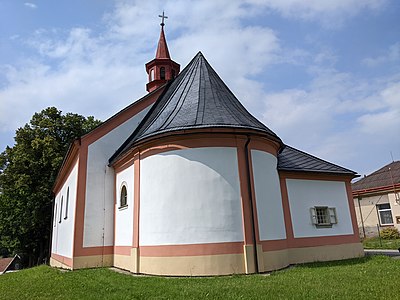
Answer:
(159, 11, 168, 27)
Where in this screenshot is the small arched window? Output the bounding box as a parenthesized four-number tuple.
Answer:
(160, 67, 166, 80)
(172, 69, 176, 79)
(59, 196, 63, 223)
(150, 69, 154, 81)
(120, 185, 128, 208)
(64, 187, 69, 219)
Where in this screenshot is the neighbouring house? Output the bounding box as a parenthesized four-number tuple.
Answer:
(352, 161, 400, 238)
(0, 255, 21, 275)
(50, 20, 363, 276)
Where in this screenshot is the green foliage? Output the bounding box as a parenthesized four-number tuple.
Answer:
(0, 256, 399, 299)
(380, 227, 400, 240)
(0, 107, 101, 266)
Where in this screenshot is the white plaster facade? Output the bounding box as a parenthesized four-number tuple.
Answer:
(115, 164, 135, 246)
(51, 159, 79, 258)
(83, 107, 151, 247)
(251, 150, 286, 241)
(286, 179, 354, 238)
(139, 147, 244, 246)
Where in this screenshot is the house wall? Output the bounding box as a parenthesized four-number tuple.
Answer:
(51, 159, 79, 259)
(83, 106, 151, 248)
(286, 179, 354, 238)
(115, 164, 135, 247)
(354, 192, 400, 237)
(388, 192, 400, 229)
(251, 150, 286, 241)
(139, 147, 244, 246)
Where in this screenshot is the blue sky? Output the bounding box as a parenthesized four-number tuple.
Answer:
(0, 0, 399, 176)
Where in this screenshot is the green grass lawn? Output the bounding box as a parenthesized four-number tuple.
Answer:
(1, 256, 399, 299)
(362, 237, 400, 249)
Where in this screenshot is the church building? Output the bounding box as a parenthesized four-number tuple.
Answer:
(50, 18, 363, 276)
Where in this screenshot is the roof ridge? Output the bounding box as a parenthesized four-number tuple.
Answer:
(136, 54, 199, 136)
(195, 57, 205, 124)
(161, 56, 200, 129)
(109, 53, 202, 165)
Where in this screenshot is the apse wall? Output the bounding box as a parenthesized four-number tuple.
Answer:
(52, 159, 79, 260)
(139, 147, 244, 246)
(251, 150, 286, 241)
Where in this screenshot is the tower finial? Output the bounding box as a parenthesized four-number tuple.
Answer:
(158, 11, 168, 27)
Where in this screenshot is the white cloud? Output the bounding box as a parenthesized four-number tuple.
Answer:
(248, 0, 387, 27)
(261, 67, 400, 174)
(357, 81, 400, 134)
(24, 2, 37, 9)
(0, 0, 282, 135)
(362, 42, 400, 67)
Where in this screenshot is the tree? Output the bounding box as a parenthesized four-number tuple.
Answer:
(0, 107, 101, 266)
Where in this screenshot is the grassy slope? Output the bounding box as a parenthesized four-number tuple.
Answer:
(0, 256, 399, 299)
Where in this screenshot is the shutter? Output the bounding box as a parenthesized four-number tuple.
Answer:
(310, 207, 318, 224)
(329, 207, 337, 224)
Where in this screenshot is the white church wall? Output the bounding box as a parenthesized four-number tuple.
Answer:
(51, 159, 79, 258)
(251, 150, 286, 241)
(83, 106, 151, 248)
(115, 165, 134, 246)
(140, 147, 244, 246)
(286, 179, 354, 238)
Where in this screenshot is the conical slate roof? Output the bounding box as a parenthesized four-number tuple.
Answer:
(278, 145, 357, 175)
(110, 52, 281, 164)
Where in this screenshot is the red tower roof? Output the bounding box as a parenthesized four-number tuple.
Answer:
(145, 14, 180, 93)
(155, 26, 171, 59)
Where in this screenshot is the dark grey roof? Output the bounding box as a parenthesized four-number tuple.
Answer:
(278, 145, 357, 175)
(110, 52, 281, 164)
(352, 161, 400, 191)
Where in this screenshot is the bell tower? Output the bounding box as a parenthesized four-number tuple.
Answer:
(145, 12, 180, 93)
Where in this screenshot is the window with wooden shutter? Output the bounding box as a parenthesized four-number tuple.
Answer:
(310, 206, 337, 228)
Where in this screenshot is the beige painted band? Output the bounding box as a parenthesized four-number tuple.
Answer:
(139, 253, 245, 276)
(260, 242, 364, 272)
(50, 257, 72, 270)
(73, 254, 113, 269)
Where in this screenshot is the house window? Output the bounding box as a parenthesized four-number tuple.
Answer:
(160, 67, 166, 80)
(120, 185, 128, 208)
(310, 206, 337, 227)
(377, 203, 393, 225)
(64, 187, 69, 220)
(59, 196, 63, 223)
(172, 69, 176, 79)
